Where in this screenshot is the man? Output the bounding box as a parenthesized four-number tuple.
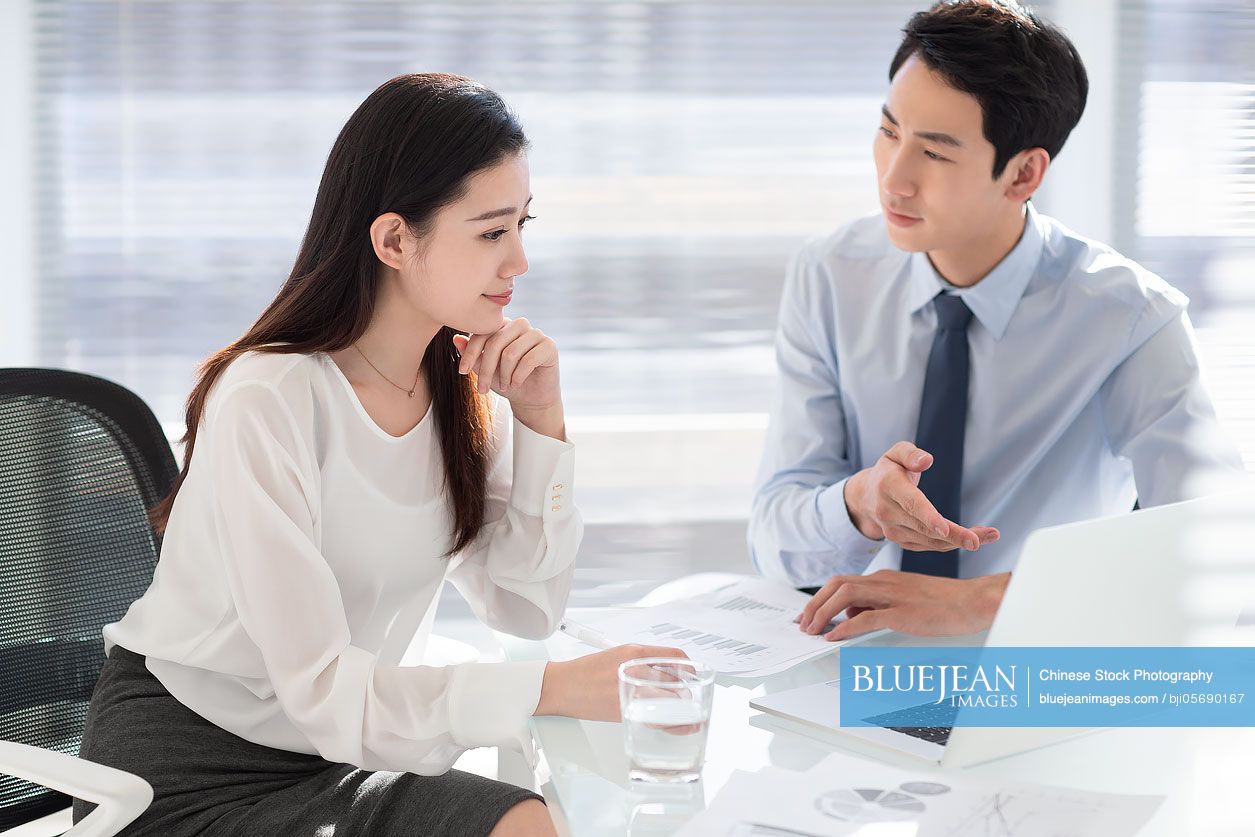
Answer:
(748, 0, 1245, 641)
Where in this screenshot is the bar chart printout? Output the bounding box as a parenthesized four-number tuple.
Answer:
(560, 576, 855, 676)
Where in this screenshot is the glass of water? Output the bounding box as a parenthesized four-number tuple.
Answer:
(618, 657, 715, 783)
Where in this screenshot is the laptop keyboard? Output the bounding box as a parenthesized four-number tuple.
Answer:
(861, 700, 959, 746)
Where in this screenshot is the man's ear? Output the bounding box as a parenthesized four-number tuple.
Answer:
(369, 212, 408, 270)
(1002, 147, 1051, 203)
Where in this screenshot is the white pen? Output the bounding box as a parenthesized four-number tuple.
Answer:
(558, 620, 614, 650)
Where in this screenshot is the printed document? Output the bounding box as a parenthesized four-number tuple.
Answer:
(559, 575, 879, 676)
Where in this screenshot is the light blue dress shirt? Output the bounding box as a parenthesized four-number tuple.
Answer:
(749, 204, 1245, 586)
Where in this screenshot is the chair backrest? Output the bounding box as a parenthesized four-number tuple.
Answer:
(0, 368, 177, 828)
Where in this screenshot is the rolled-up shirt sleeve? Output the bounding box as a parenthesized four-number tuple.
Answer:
(748, 246, 884, 587)
(204, 382, 555, 775)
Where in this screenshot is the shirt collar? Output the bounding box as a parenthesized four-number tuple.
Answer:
(906, 202, 1046, 341)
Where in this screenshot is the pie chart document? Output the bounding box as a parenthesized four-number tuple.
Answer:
(676, 750, 1164, 836)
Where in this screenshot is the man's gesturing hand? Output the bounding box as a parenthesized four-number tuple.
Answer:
(844, 441, 999, 552)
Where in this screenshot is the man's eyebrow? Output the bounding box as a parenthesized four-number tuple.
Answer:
(881, 105, 964, 149)
(465, 195, 533, 222)
(915, 131, 963, 148)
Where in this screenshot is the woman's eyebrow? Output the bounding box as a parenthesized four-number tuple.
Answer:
(465, 195, 533, 222)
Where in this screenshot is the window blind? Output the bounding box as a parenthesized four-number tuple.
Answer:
(29, 0, 936, 423)
(19, 0, 1253, 485)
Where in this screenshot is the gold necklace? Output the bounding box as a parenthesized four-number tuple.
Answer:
(353, 344, 420, 398)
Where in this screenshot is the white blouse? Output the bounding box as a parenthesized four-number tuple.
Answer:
(104, 351, 580, 775)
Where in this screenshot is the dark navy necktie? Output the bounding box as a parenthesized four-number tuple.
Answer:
(901, 293, 973, 578)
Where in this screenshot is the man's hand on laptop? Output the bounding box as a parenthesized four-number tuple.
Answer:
(795, 570, 1011, 640)
(844, 442, 999, 552)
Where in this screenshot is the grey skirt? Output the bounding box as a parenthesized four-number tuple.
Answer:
(72, 646, 543, 836)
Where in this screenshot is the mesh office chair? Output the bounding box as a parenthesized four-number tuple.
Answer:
(1, 369, 176, 836)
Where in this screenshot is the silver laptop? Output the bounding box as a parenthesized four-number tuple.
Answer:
(750, 493, 1250, 767)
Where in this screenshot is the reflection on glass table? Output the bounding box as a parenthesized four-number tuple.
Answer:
(497, 575, 1195, 837)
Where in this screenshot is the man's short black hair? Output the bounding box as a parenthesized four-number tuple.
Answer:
(889, 0, 1089, 178)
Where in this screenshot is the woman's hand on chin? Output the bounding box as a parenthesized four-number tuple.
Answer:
(453, 318, 565, 439)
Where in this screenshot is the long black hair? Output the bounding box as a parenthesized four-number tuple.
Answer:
(152, 73, 529, 556)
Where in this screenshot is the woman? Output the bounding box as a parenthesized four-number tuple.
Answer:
(73, 73, 681, 836)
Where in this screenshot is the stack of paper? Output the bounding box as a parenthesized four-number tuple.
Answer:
(675, 751, 1163, 836)
(559, 575, 874, 677)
